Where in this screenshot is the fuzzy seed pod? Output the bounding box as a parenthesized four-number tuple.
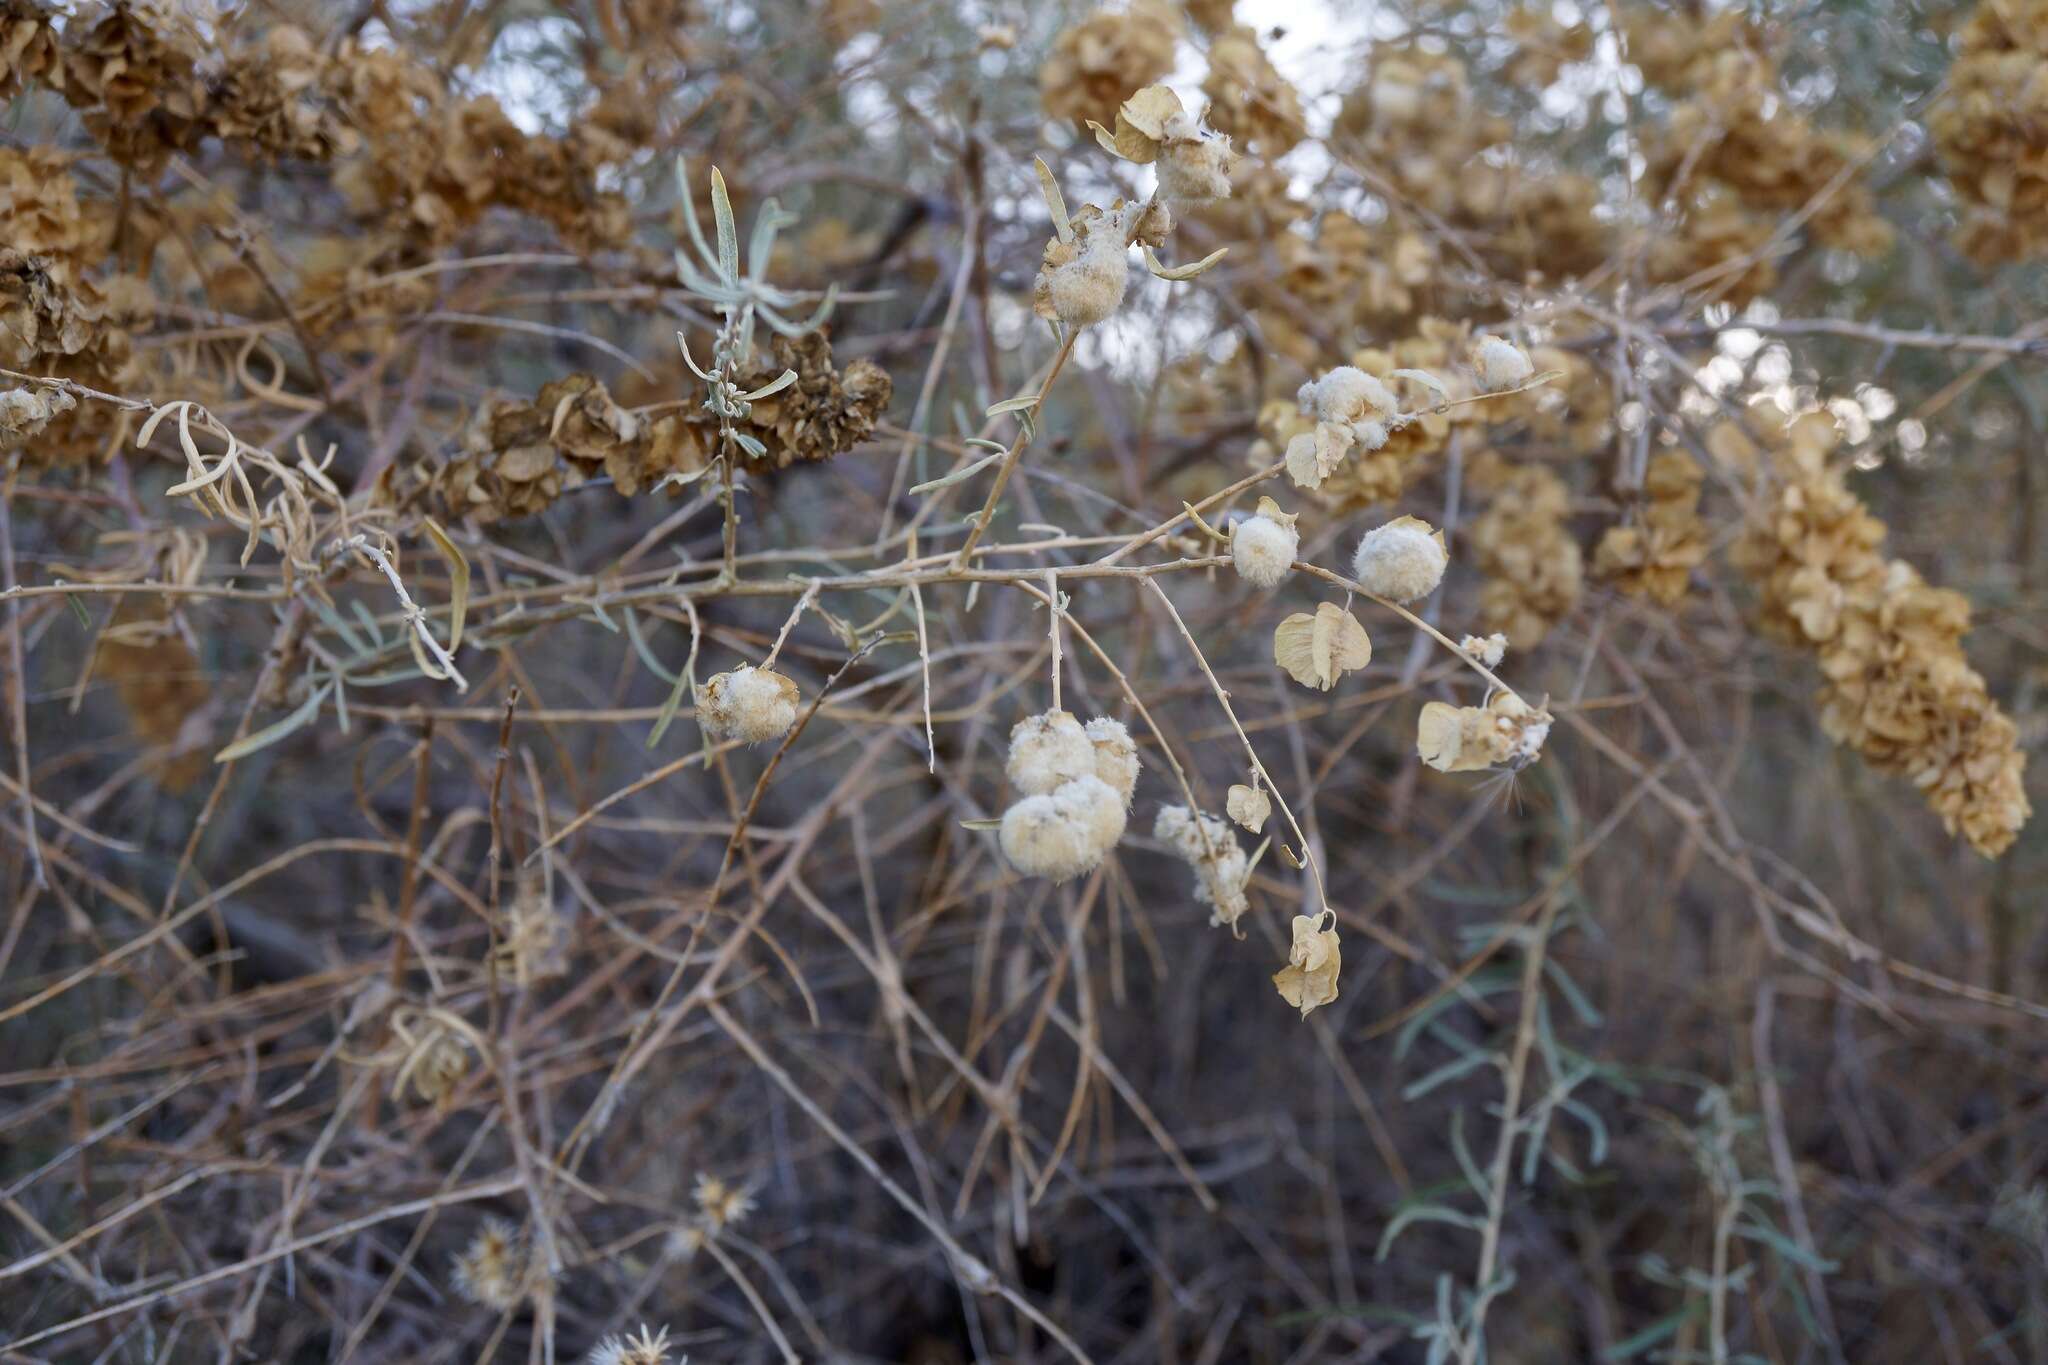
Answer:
(1000, 775, 1126, 881)
(1352, 515, 1448, 602)
(1475, 335, 1534, 391)
(1035, 206, 1133, 329)
(1459, 632, 1509, 667)
(1084, 717, 1141, 806)
(1417, 690, 1552, 772)
(697, 665, 801, 743)
(1157, 132, 1234, 203)
(1231, 503, 1299, 588)
(1309, 366, 1398, 425)
(1007, 709, 1096, 795)
(1154, 804, 1251, 930)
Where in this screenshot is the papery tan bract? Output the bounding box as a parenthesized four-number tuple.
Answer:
(1226, 782, 1270, 834)
(1273, 602, 1372, 691)
(1417, 691, 1553, 773)
(1272, 912, 1340, 1018)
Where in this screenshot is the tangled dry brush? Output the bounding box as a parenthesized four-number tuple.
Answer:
(2, 0, 2046, 1361)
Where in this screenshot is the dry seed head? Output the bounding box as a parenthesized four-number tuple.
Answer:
(453, 1217, 532, 1311)
(1154, 804, 1251, 930)
(693, 1172, 756, 1232)
(1084, 716, 1140, 806)
(1230, 509, 1298, 587)
(696, 664, 801, 743)
(588, 1324, 674, 1365)
(1007, 709, 1095, 795)
(1474, 335, 1534, 391)
(999, 775, 1126, 881)
(1352, 515, 1448, 602)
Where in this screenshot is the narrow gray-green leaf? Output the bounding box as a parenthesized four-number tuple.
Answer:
(215, 683, 330, 764)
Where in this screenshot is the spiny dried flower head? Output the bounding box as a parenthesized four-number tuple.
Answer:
(453, 1217, 536, 1311)
(1000, 774, 1128, 882)
(494, 871, 569, 989)
(1417, 690, 1553, 773)
(1155, 804, 1250, 931)
(1007, 709, 1096, 796)
(1474, 335, 1534, 391)
(697, 665, 801, 744)
(1273, 602, 1372, 690)
(694, 1172, 756, 1232)
(1230, 496, 1299, 587)
(1352, 515, 1448, 603)
(1084, 716, 1141, 806)
(589, 1324, 674, 1365)
(1272, 911, 1341, 1018)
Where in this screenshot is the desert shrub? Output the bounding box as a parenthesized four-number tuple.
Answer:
(1, 1, 2043, 1361)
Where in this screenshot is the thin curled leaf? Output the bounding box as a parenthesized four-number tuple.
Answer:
(422, 517, 468, 652)
(1389, 367, 1451, 408)
(1033, 157, 1072, 243)
(711, 167, 739, 282)
(1142, 243, 1228, 281)
(215, 682, 331, 764)
(910, 449, 1005, 495)
(739, 369, 799, 403)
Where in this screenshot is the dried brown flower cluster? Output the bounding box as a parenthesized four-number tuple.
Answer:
(0, 248, 154, 466)
(1594, 451, 1710, 604)
(1468, 453, 1585, 650)
(6, 2, 634, 250)
(1930, 0, 2048, 261)
(1723, 406, 2031, 855)
(1040, 3, 1178, 128)
(1625, 7, 1895, 264)
(1200, 25, 1304, 156)
(396, 334, 888, 523)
